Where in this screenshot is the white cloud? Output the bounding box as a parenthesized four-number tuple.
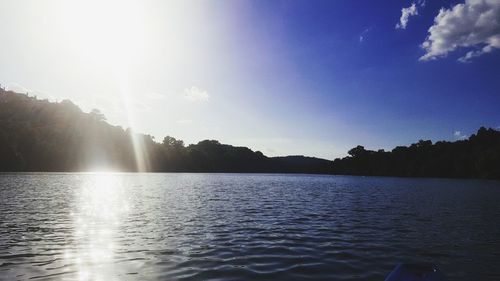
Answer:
(396, 3, 418, 29)
(183, 86, 209, 102)
(420, 0, 500, 62)
(176, 119, 193, 124)
(146, 92, 167, 100)
(453, 130, 468, 140)
(359, 27, 372, 42)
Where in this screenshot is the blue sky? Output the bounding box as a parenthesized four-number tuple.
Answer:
(0, 0, 499, 159)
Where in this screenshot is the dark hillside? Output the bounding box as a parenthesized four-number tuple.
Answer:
(1, 89, 499, 179)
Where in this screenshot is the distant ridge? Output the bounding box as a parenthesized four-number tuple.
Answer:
(0, 89, 499, 179)
(0, 89, 332, 174)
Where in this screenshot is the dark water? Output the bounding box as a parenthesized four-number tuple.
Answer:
(0, 173, 499, 281)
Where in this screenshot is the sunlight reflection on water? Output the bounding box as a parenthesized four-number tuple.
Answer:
(69, 174, 129, 281)
(0, 174, 499, 281)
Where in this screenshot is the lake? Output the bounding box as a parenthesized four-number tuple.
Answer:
(0, 173, 499, 281)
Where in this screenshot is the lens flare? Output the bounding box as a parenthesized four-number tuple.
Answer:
(60, 0, 151, 171)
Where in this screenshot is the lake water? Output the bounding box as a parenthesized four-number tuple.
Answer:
(0, 173, 499, 281)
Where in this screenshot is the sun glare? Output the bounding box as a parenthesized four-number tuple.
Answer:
(68, 174, 129, 280)
(59, 0, 152, 171)
(60, 0, 147, 70)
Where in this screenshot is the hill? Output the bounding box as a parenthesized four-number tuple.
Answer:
(0, 89, 332, 173)
(1, 89, 499, 179)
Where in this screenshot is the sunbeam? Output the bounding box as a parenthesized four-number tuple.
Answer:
(60, 0, 151, 171)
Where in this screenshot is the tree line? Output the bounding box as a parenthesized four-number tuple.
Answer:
(0, 89, 330, 173)
(332, 129, 500, 179)
(0, 89, 499, 179)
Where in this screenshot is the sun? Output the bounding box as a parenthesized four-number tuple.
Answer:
(59, 0, 147, 71)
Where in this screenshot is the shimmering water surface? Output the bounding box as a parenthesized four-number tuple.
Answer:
(0, 173, 499, 281)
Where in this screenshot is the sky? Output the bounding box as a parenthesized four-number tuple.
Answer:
(0, 0, 499, 159)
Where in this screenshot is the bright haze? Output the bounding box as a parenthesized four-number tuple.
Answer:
(0, 0, 499, 159)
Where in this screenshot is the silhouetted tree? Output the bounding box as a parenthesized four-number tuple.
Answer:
(332, 129, 500, 179)
(90, 109, 106, 122)
(348, 145, 367, 157)
(1, 90, 499, 178)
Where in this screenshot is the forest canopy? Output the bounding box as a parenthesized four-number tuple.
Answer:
(0, 89, 499, 179)
(0, 89, 330, 174)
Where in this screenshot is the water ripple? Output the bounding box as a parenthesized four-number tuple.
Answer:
(0, 173, 499, 280)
